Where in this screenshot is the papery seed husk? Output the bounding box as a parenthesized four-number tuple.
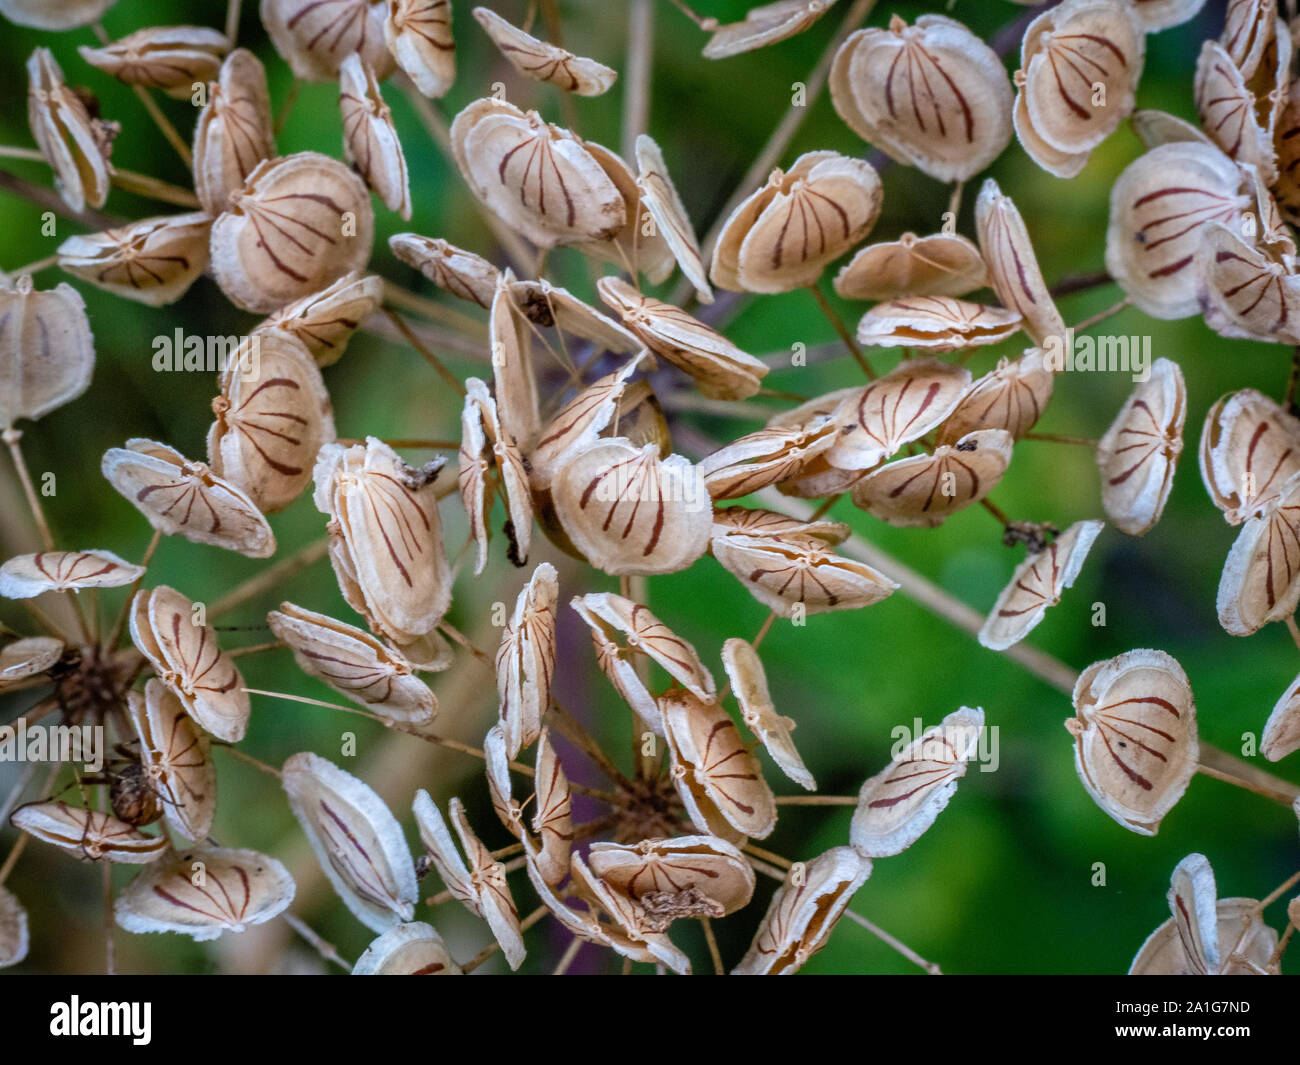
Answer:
(856, 295, 1022, 353)
(1273, 79, 1300, 225)
(339, 52, 411, 218)
(509, 278, 642, 355)
(1261, 671, 1300, 760)
(1196, 222, 1300, 344)
(699, 417, 838, 501)
(10, 802, 167, 864)
(0, 636, 63, 690)
(834, 232, 988, 302)
(389, 234, 500, 308)
(530, 728, 572, 886)
(193, 48, 276, 217)
(352, 921, 462, 974)
(0, 886, 28, 967)
(1217, 469, 1300, 634)
(27, 47, 113, 212)
(58, 212, 211, 308)
(489, 272, 541, 448)
(1130, 108, 1214, 149)
(78, 26, 228, 98)
(588, 836, 755, 918)
(1012, 79, 1090, 179)
(573, 142, 676, 285)
(0, 549, 141, 599)
(386, 0, 455, 98)
(1129, 0, 1207, 31)
(495, 563, 558, 758)
(256, 271, 384, 367)
(703, 0, 837, 59)
(125, 680, 216, 841)
(936, 350, 1054, 445)
(569, 854, 692, 971)
(721, 637, 815, 789)
(459, 377, 532, 573)
(482, 724, 520, 835)
(1199, 388, 1300, 524)
(1222, 0, 1277, 79)
(1195, 40, 1277, 184)
(1, 0, 116, 29)
(634, 134, 712, 302)
(473, 6, 616, 95)
(262, 0, 395, 81)
(0, 276, 95, 431)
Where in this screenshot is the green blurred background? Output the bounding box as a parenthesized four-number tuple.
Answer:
(1, 0, 1298, 975)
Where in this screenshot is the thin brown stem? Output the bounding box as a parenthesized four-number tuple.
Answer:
(225, 640, 284, 659)
(1256, 867, 1300, 912)
(1048, 270, 1113, 299)
(842, 909, 942, 975)
(1072, 295, 1132, 333)
(773, 794, 857, 805)
(552, 934, 584, 974)
(208, 537, 328, 620)
(283, 912, 353, 971)
(0, 832, 29, 886)
(105, 528, 161, 652)
(109, 167, 202, 208)
(461, 904, 548, 972)
(701, 916, 724, 974)
(1287, 615, 1300, 654)
(549, 700, 634, 789)
(808, 284, 875, 379)
(1021, 432, 1099, 447)
(275, 79, 300, 134)
(383, 280, 489, 339)
(102, 859, 115, 975)
(3, 428, 54, 551)
(622, 0, 654, 161)
(225, 0, 243, 44)
(382, 306, 468, 397)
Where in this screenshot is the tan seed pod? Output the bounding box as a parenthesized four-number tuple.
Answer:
(27, 47, 113, 213)
(57, 212, 211, 308)
(389, 234, 499, 308)
(115, 846, 294, 941)
(850, 429, 1014, 528)
(0, 636, 63, 691)
(78, 26, 228, 98)
(0, 549, 143, 599)
(1199, 388, 1300, 524)
(1096, 358, 1186, 535)
(699, 417, 838, 501)
(572, 143, 676, 285)
(1105, 142, 1250, 319)
(494, 563, 558, 758)
(255, 271, 384, 367)
(1261, 672, 1300, 760)
(473, 6, 615, 96)
(269, 602, 437, 723)
(386, 0, 455, 97)
(712, 505, 850, 546)
(124, 680, 216, 842)
(0, 0, 116, 29)
(1129, 107, 1214, 149)
(262, 0, 395, 81)
(0, 886, 27, 968)
(339, 52, 410, 219)
(130, 585, 251, 743)
(10, 802, 167, 864)
(635, 134, 712, 302)
(1222, 0, 1277, 79)
(568, 854, 693, 971)
(1129, 0, 1207, 31)
(1273, 80, 1300, 225)
(710, 151, 882, 294)
(721, 637, 814, 790)
(1196, 222, 1300, 344)
(588, 836, 755, 927)
(834, 232, 988, 302)
(851, 706, 984, 857)
(509, 278, 642, 355)
(211, 151, 376, 314)
(193, 49, 276, 217)
(855, 295, 1022, 353)
(450, 98, 626, 248)
(979, 520, 1104, 651)
(975, 179, 1067, 348)
(102, 439, 275, 558)
(936, 349, 1054, 445)
(1066, 648, 1199, 835)
(481, 724, 519, 836)
(829, 15, 1013, 183)
(459, 377, 532, 574)
(703, 0, 836, 59)
(732, 846, 871, 975)
(353, 921, 462, 974)
(283, 752, 417, 932)
(0, 276, 94, 431)
(530, 728, 573, 886)
(1195, 41, 1277, 184)
(1217, 469, 1300, 634)
(489, 272, 541, 448)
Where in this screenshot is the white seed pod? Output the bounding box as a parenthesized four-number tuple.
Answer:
(1096, 358, 1185, 535)
(115, 846, 294, 941)
(937, 350, 1054, 445)
(57, 212, 211, 308)
(0, 636, 63, 690)
(450, 98, 626, 248)
(1197, 223, 1300, 344)
(1222, 0, 1277, 79)
(353, 921, 461, 974)
(1066, 649, 1199, 835)
(703, 0, 836, 59)
(588, 836, 755, 926)
(699, 417, 838, 501)
(10, 802, 167, 864)
(386, 0, 455, 97)
(552, 438, 712, 576)
(210, 151, 376, 314)
(125, 680, 217, 842)
(488, 272, 541, 448)
(459, 377, 532, 574)
(851, 706, 984, 857)
(568, 854, 693, 971)
(130, 585, 251, 743)
(1129, 0, 1207, 31)
(1105, 142, 1250, 319)
(856, 296, 1022, 353)
(1012, 74, 1090, 179)
(597, 278, 766, 400)
(193, 49, 276, 217)
(473, 6, 615, 95)
(482, 724, 519, 835)
(269, 602, 437, 723)
(102, 439, 275, 558)
(0, 549, 142, 599)
(0, 0, 115, 29)
(979, 520, 1104, 651)
(1199, 388, 1300, 524)
(829, 15, 1013, 183)
(975, 179, 1067, 348)
(850, 429, 1014, 528)
(1130, 108, 1214, 149)
(732, 846, 871, 975)
(0, 276, 94, 431)
(834, 232, 988, 302)
(27, 48, 113, 213)
(1217, 469, 1300, 634)
(78, 26, 228, 98)
(1195, 41, 1277, 185)
(721, 637, 814, 790)
(256, 271, 384, 367)
(710, 151, 882, 294)
(339, 52, 410, 219)
(571, 142, 676, 285)
(412, 792, 525, 969)
(389, 234, 499, 308)
(530, 728, 573, 887)
(495, 563, 558, 758)
(262, 0, 395, 81)
(635, 134, 712, 302)
(1261, 672, 1300, 760)
(283, 751, 417, 932)
(0, 886, 27, 968)
(1248, 165, 1295, 256)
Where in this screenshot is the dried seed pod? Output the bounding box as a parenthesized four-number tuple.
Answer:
(662, 687, 777, 841)
(482, 724, 519, 835)
(936, 350, 1054, 445)
(262, 0, 395, 81)
(210, 151, 376, 314)
(572, 142, 676, 284)
(193, 49, 276, 217)
(339, 52, 410, 219)
(1105, 142, 1249, 319)
(721, 637, 814, 790)
(27, 48, 113, 213)
(568, 854, 693, 971)
(115, 846, 295, 941)
(78, 26, 228, 98)
(1066, 648, 1199, 835)
(975, 179, 1067, 348)
(1199, 388, 1300, 524)
(552, 439, 712, 576)
(255, 271, 384, 366)
(0, 549, 143, 599)
(1274, 80, 1300, 225)
(699, 417, 838, 501)
(1222, 0, 1277, 78)
(510, 278, 642, 354)
(494, 563, 558, 758)
(829, 15, 1013, 183)
(389, 234, 499, 308)
(0, 0, 116, 30)
(0, 886, 27, 968)
(353, 922, 461, 974)
(703, 0, 836, 58)
(635, 134, 712, 303)
(386, 0, 455, 97)
(1217, 469, 1300, 634)
(529, 728, 573, 886)
(1262, 672, 1300, 760)
(979, 520, 1104, 651)
(1196, 222, 1300, 343)
(57, 212, 211, 308)
(0, 636, 64, 690)
(450, 98, 626, 248)
(597, 278, 766, 400)
(855, 296, 1022, 353)
(269, 602, 437, 722)
(283, 751, 417, 931)
(834, 232, 988, 302)
(412, 792, 526, 969)
(1130, 107, 1214, 149)
(10, 802, 167, 864)
(710, 151, 882, 293)
(1129, 0, 1207, 31)
(130, 585, 251, 743)
(1013, 73, 1090, 179)
(851, 706, 984, 857)
(459, 377, 532, 574)
(732, 846, 871, 975)
(588, 836, 755, 927)
(124, 680, 217, 842)
(473, 6, 616, 95)
(1096, 358, 1186, 535)
(0, 276, 95, 431)
(1195, 41, 1277, 184)
(488, 273, 541, 448)
(850, 429, 1014, 528)
(102, 439, 275, 558)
